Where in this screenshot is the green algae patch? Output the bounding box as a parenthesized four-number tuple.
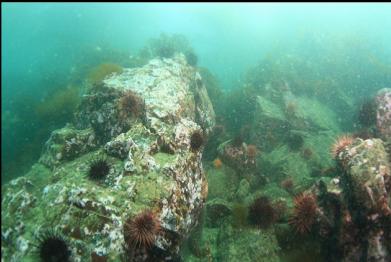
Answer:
(283, 152, 311, 180)
(304, 131, 336, 167)
(154, 152, 177, 166)
(132, 171, 175, 205)
(217, 224, 280, 262)
(257, 96, 286, 121)
(259, 183, 292, 200)
(296, 96, 340, 132)
(259, 146, 318, 200)
(205, 165, 238, 200)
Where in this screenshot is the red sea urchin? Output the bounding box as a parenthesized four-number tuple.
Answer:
(289, 193, 318, 234)
(330, 135, 354, 159)
(118, 90, 144, 120)
(123, 210, 161, 249)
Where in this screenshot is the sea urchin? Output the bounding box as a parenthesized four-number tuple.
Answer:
(289, 193, 318, 234)
(36, 230, 71, 262)
(248, 196, 277, 229)
(190, 130, 204, 152)
(87, 158, 111, 181)
(246, 144, 257, 159)
(330, 135, 354, 159)
(118, 90, 144, 120)
(123, 210, 161, 249)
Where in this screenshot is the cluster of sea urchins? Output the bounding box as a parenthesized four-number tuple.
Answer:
(123, 210, 161, 249)
(289, 193, 318, 234)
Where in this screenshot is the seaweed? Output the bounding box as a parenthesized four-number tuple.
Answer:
(87, 63, 123, 85)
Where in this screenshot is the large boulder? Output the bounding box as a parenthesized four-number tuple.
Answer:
(250, 93, 339, 190)
(339, 138, 390, 216)
(318, 138, 391, 262)
(1, 54, 215, 261)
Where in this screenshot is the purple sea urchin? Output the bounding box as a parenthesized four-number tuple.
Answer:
(190, 130, 204, 152)
(36, 230, 71, 262)
(87, 158, 110, 181)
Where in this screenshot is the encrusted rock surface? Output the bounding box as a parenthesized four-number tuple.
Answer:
(217, 140, 256, 173)
(1, 54, 215, 261)
(339, 138, 390, 215)
(318, 138, 391, 262)
(38, 124, 98, 169)
(376, 88, 391, 140)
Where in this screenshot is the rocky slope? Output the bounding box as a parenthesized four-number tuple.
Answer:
(1, 54, 215, 261)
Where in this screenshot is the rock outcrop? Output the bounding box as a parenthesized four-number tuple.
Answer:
(1, 54, 215, 261)
(318, 138, 391, 262)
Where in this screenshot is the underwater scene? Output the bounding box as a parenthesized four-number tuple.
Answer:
(2, 3, 391, 262)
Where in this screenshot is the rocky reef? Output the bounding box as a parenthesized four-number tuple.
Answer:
(1, 54, 215, 261)
(317, 137, 391, 261)
(2, 41, 391, 262)
(185, 70, 390, 261)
